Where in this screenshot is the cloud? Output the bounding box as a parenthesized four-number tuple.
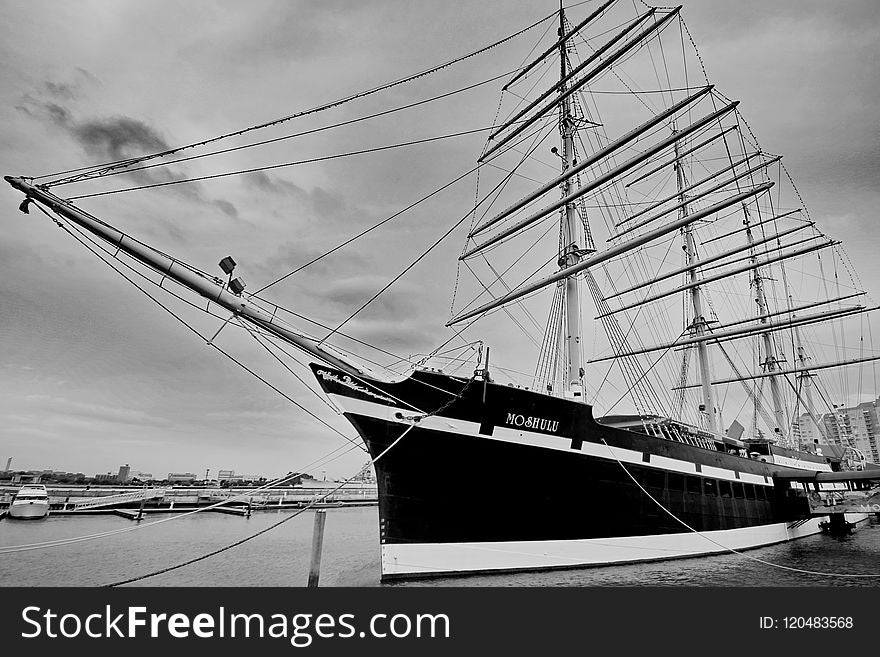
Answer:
(212, 198, 239, 219)
(22, 394, 174, 429)
(247, 171, 348, 223)
(340, 316, 445, 355)
(18, 88, 174, 186)
(72, 116, 169, 163)
(249, 170, 303, 196)
(43, 80, 78, 101)
(321, 275, 419, 313)
(16, 80, 241, 222)
(19, 80, 169, 167)
(257, 238, 371, 282)
(313, 276, 445, 353)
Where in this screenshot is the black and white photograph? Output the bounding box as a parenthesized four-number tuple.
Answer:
(1, 0, 879, 649)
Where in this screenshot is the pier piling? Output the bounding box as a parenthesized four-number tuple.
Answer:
(307, 509, 327, 587)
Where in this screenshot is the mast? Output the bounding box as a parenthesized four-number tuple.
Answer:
(744, 207, 787, 442)
(795, 327, 824, 447)
(675, 136, 719, 433)
(449, 183, 773, 325)
(558, 4, 584, 399)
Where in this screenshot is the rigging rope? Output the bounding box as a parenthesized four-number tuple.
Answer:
(48, 71, 517, 187)
(0, 443, 361, 554)
(66, 124, 510, 200)
(30, 202, 367, 453)
(315, 122, 559, 346)
(103, 372, 478, 587)
(103, 464, 370, 587)
(38, 9, 559, 185)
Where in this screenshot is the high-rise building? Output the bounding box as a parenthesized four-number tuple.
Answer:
(793, 397, 880, 464)
(117, 464, 131, 483)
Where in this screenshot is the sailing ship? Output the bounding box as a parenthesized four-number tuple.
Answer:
(6, 1, 879, 579)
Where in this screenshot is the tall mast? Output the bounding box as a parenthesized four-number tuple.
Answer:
(795, 327, 824, 447)
(744, 207, 787, 442)
(675, 136, 719, 433)
(558, 4, 585, 399)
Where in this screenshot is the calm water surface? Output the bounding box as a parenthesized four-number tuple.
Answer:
(2, 508, 879, 587)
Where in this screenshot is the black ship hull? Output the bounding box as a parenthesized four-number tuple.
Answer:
(311, 364, 854, 580)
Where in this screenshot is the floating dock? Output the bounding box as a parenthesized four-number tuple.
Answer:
(0, 483, 378, 520)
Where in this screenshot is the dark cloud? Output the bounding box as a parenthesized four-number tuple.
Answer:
(339, 316, 445, 355)
(248, 171, 347, 221)
(313, 276, 446, 354)
(212, 199, 239, 219)
(19, 89, 173, 182)
(321, 276, 419, 314)
(249, 170, 303, 195)
(258, 239, 371, 281)
(73, 116, 169, 162)
(17, 85, 241, 223)
(43, 80, 77, 101)
(43, 101, 73, 125)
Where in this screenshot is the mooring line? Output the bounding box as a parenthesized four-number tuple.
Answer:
(600, 439, 880, 578)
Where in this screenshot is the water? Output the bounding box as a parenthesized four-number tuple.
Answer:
(2, 508, 879, 587)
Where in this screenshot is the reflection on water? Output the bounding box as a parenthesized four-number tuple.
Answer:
(1, 508, 879, 587)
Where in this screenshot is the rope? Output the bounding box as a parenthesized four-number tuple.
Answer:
(254, 163, 483, 295)
(314, 139, 552, 344)
(104, 372, 478, 586)
(48, 71, 516, 187)
(104, 464, 371, 587)
(31, 202, 366, 453)
(38, 9, 558, 185)
(66, 124, 505, 200)
(0, 444, 360, 554)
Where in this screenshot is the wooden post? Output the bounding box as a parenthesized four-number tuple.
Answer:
(307, 509, 327, 587)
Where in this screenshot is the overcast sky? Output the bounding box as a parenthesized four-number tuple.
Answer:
(1, 0, 878, 479)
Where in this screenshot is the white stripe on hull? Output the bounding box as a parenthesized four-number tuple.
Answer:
(381, 514, 868, 579)
(331, 394, 806, 486)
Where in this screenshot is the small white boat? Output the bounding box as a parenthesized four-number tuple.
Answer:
(8, 484, 50, 519)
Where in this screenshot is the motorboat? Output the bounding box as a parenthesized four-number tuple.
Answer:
(8, 484, 50, 519)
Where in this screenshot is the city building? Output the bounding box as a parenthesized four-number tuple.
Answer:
(793, 396, 880, 464)
(117, 464, 131, 483)
(216, 470, 264, 483)
(217, 469, 239, 482)
(167, 472, 198, 483)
